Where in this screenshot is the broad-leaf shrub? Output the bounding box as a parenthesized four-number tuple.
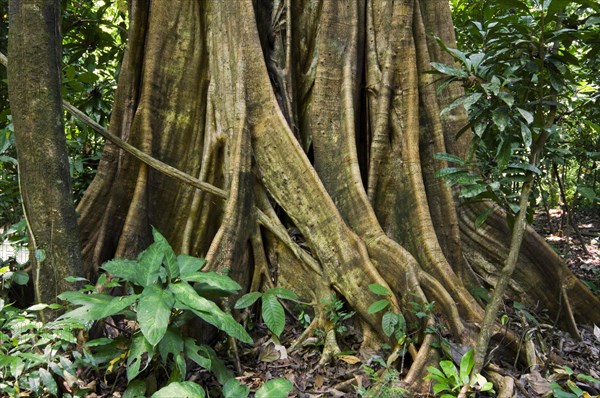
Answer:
(58, 227, 252, 396)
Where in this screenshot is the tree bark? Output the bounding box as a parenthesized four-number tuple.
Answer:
(7, 0, 83, 315)
(74, 0, 600, 390)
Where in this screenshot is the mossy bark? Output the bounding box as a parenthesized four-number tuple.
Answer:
(7, 0, 83, 314)
(76, 0, 600, 391)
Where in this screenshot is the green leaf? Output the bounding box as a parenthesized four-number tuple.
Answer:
(58, 293, 139, 322)
(520, 122, 532, 147)
(498, 92, 514, 108)
(136, 242, 164, 287)
(433, 152, 465, 164)
(441, 93, 482, 116)
(265, 287, 298, 301)
(184, 272, 241, 295)
(459, 349, 474, 384)
(151, 382, 205, 398)
(475, 207, 494, 228)
(127, 333, 154, 382)
(177, 254, 207, 278)
(38, 368, 58, 396)
(123, 380, 147, 398)
(255, 378, 293, 398)
(440, 360, 459, 384)
(235, 292, 263, 309)
(101, 259, 139, 283)
(367, 299, 390, 314)
(507, 162, 541, 174)
(516, 107, 534, 125)
(262, 293, 285, 337)
(170, 283, 253, 344)
(11, 270, 29, 285)
(430, 62, 468, 78)
(223, 378, 250, 398)
(137, 285, 174, 346)
(382, 312, 398, 337)
(491, 109, 510, 132)
(158, 328, 185, 375)
(184, 338, 211, 370)
(152, 227, 179, 280)
(368, 284, 392, 296)
(460, 184, 487, 198)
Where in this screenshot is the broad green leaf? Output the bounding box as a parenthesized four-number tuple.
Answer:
(157, 327, 184, 364)
(430, 62, 468, 78)
(223, 378, 250, 398)
(152, 227, 179, 280)
(460, 184, 487, 198)
(184, 338, 211, 370)
(58, 293, 139, 322)
(475, 207, 494, 228)
(459, 349, 474, 384)
(425, 366, 448, 382)
(516, 107, 534, 125)
(441, 93, 482, 116)
(491, 109, 510, 132)
(440, 360, 459, 384)
(498, 91, 514, 108)
(136, 242, 164, 287)
(520, 122, 532, 147)
(151, 382, 205, 398)
(265, 287, 298, 301)
(11, 270, 28, 285)
(435, 167, 464, 179)
(183, 271, 241, 295)
(262, 293, 285, 337)
(137, 285, 174, 346)
(576, 186, 597, 201)
(123, 380, 147, 398)
(170, 283, 252, 343)
(368, 283, 392, 296)
(382, 312, 398, 337)
(235, 292, 263, 309)
(433, 152, 465, 164)
(367, 299, 390, 314)
(177, 254, 207, 278)
(101, 259, 139, 283)
(255, 378, 293, 398)
(507, 163, 541, 174)
(127, 333, 154, 382)
(38, 368, 58, 396)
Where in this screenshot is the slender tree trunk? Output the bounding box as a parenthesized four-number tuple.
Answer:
(7, 0, 84, 316)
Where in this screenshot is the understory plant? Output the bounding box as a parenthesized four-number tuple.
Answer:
(57, 227, 292, 398)
(235, 287, 299, 337)
(0, 299, 83, 397)
(425, 349, 494, 398)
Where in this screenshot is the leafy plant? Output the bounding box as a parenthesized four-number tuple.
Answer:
(356, 357, 408, 398)
(425, 349, 494, 397)
(0, 299, 85, 397)
(367, 284, 408, 345)
(235, 287, 299, 337)
(58, 227, 252, 396)
(321, 293, 355, 335)
(549, 366, 600, 398)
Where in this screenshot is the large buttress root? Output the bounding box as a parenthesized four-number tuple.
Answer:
(75, 0, 600, 392)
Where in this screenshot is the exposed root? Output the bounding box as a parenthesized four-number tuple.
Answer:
(318, 321, 342, 366)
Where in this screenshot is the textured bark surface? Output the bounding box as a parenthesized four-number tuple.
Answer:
(7, 0, 83, 311)
(76, 0, 600, 389)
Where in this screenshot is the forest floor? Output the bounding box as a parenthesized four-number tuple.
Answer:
(85, 208, 599, 397)
(186, 208, 600, 397)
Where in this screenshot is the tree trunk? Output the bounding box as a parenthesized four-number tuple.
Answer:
(76, 0, 600, 390)
(7, 0, 83, 315)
